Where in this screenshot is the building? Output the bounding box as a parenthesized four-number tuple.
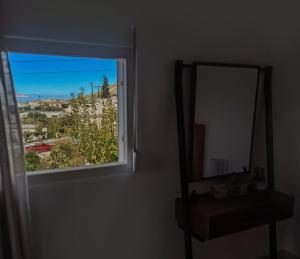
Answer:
(20, 111, 66, 118)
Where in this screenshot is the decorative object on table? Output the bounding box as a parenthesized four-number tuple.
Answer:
(252, 167, 267, 191)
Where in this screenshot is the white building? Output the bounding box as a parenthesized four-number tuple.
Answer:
(20, 111, 66, 119)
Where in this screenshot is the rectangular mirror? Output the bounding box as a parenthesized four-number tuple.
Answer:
(192, 64, 260, 179)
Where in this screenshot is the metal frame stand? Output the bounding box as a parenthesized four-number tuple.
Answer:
(174, 61, 276, 259)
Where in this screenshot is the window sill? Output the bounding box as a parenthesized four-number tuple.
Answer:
(28, 161, 133, 187)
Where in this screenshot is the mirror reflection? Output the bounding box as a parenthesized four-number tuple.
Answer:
(193, 65, 259, 179)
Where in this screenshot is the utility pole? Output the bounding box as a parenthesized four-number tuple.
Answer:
(91, 82, 94, 104)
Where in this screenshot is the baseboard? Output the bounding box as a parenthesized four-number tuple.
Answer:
(257, 250, 300, 259)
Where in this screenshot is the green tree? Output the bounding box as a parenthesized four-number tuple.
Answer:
(65, 80, 118, 165)
(98, 97, 118, 162)
(47, 118, 61, 138)
(25, 151, 41, 171)
(22, 111, 47, 124)
(34, 121, 45, 139)
(101, 76, 110, 98)
(48, 139, 85, 169)
(27, 111, 47, 120)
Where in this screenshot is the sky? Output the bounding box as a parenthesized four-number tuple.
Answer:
(8, 52, 117, 98)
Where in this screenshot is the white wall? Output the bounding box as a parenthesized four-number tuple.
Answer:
(3, 0, 300, 258)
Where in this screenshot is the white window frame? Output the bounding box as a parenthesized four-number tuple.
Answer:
(3, 35, 135, 185)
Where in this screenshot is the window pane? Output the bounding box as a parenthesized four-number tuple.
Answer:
(8, 52, 123, 172)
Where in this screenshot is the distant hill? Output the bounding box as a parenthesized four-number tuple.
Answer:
(16, 93, 31, 98)
(17, 94, 71, 103)
(17, 84, 117, 103)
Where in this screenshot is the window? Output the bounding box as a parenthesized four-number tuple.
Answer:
(4, 37, 134, 175)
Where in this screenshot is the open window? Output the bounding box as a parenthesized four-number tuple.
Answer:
(1, 36, 134, 177)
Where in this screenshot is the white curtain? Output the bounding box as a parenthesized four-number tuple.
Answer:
(0, 51, 33, 259)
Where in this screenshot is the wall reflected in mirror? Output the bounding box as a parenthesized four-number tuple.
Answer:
(192, 65, 259, 179)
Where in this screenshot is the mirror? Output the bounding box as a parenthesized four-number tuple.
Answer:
(192, 64, 259, 179)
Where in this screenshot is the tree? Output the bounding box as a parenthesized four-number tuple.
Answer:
(27, 111, 46, 119)
(47, 118, 61, 139)
(34, 121, 46, 139)
(65, 80, 118, 165)
(25, 151, 41, 171)
(101, 76, 110, 98)
(48, 139, 84, 169)
(98, 97, 118, 162)
(35, 75, 118, 170)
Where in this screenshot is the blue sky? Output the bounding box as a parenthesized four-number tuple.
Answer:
(8, 52, 117, 97)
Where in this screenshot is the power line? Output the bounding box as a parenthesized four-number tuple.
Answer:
(7, 68, 115, 75)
